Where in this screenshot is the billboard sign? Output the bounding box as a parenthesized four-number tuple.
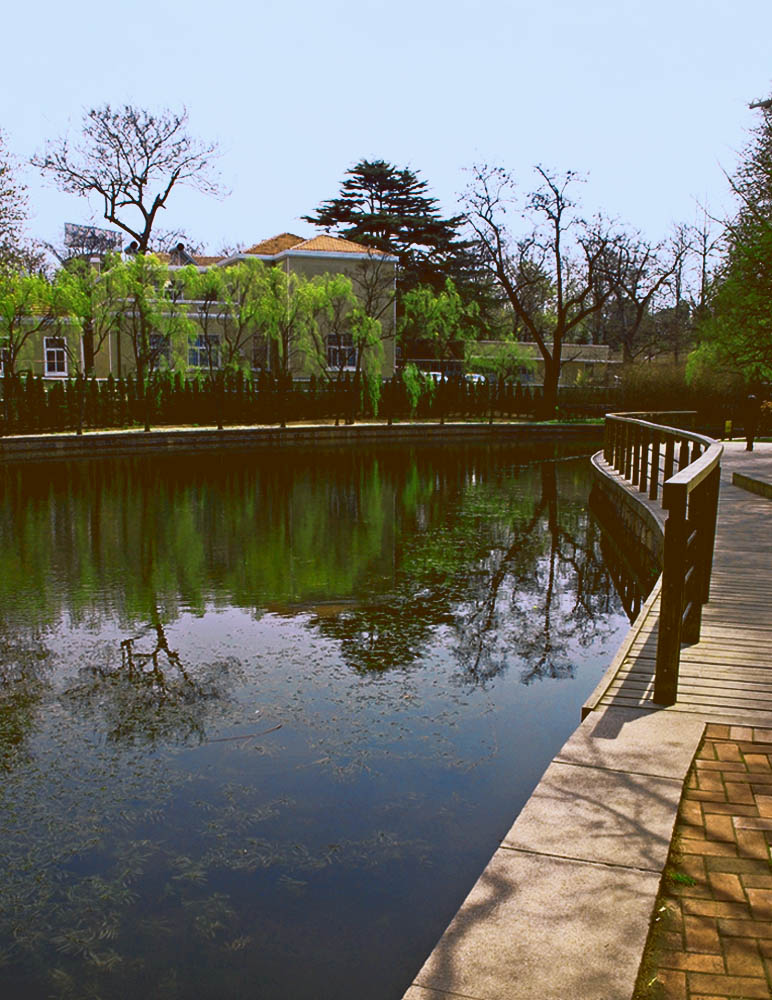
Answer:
(64, 223, 123, 254)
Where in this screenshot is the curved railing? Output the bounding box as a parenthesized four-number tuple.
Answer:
(602, 412, 723, 705)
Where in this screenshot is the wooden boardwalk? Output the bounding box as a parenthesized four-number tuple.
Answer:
(593, 441, 772, 727)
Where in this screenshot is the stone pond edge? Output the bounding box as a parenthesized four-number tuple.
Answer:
(0, 421, 603, 462)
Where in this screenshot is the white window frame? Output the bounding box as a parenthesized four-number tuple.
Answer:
(326, 333, 358, 372)
(44, 337, 68, 378)
(188, 333, 221, 370)
(149, 333, 172, 370)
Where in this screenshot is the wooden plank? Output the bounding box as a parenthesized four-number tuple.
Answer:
(597, 447, 772, 722)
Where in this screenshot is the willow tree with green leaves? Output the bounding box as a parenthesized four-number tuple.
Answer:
(399, 278, 479, 363)
(114, 254, 193, 431)
(51, 256, 126, 433)
(183, 262, 276, 428)
(248, 267, 316, 426)
(399, 278, 478, 422)
(181, 265, 229, 428)
(305, 272, 384, 422)
(0, 271, 69, 432)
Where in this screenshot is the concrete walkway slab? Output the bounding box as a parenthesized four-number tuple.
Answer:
(412, 849, 661, 1000)
(402, 706, 705, 1000)
(501, 761, 683, 871)
(556, 705, 706, 779)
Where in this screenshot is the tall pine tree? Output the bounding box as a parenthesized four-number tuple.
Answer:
(303, 159, 472, 293)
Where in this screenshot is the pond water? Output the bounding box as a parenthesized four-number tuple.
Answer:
(0, 440, 637, 1000)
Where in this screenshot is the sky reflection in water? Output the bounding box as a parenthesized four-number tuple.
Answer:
(0, 441, 638, 1000)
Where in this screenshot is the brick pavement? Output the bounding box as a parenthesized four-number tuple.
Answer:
(637, 723, 772, 1000)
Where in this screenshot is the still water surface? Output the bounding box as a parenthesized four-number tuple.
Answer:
(0, 441, 634, 999)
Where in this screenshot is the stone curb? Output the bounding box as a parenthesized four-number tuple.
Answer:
(0, 422, 603, 463)
(401, 707, 706, 1000)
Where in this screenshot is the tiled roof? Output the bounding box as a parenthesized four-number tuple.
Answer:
(194, 255, 226, 266)
(243, 233, 304, 255)
(242, 233, 390, 258)
(290, 235, 388, 256)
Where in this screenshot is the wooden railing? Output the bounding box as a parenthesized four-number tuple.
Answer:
(603, 412, 723, 705)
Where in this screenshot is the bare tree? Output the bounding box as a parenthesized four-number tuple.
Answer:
(646, 215, 723, 364)
(605, 236, 684, 363)
(0, 130, 42, 272)
(685, 209, 723, 315)
(463, 164, 623, 417)
(33, 105, 221, 254)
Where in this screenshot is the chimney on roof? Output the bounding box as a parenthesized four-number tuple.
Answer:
(125, 241, 139, 255)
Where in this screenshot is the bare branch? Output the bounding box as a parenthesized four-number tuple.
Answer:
(33, 105, 223, 254)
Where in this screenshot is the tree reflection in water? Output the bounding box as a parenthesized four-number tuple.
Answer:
(0, 637, 52, 772)
(456, 463, 618, 686)
(310, 457, 622, 689)
(62, 615, 242, 746)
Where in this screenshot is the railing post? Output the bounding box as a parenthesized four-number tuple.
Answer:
(699, 465, 721, 605)
(664, 437, 675, 483)
(632, 427, 641, 486)
(654, 483, 688, 706)
(613, 420, 623, 470)
(681, 506, 703, 648)
(638, 427, 649, 494)
(624, 423, 633, 479)
(679, 439, 690, 470)
(649, 431, 660, 501)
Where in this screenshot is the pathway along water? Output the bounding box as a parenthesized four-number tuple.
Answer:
(402, 441, 772, 1000)
(0, 438, 638, 1000)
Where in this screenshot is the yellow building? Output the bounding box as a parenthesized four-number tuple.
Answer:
(8, 234, 398, 383)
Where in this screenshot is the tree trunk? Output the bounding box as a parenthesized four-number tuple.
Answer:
(77, 373, 85, 436)
(541, 357, 560, 419)
(143, 373, 152, 433)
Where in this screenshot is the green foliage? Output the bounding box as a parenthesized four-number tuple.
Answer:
(667, 870, 696, 887)
(690, 220, 772, 384)
(111, 253, 194, 385)
(399, 278, 479, 362)
(52, 253, 125, 376)
(0, 270, 63, 376)
(467, 339, 534, 383)
(401, 362, 434, 416)
(691, 97, 772, 385)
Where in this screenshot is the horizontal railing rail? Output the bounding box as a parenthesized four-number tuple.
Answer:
(603, 411, 723, 705)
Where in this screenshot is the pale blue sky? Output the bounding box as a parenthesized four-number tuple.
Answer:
(3, 0, 771, 253)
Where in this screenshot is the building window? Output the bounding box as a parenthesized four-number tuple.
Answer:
(44, 337, 68, 377)
(327, 333, 358, 371)
(0, 343, 8, 376)
(149, 334, 171, 369)
(252, 336, 268, 372)
(188, 334, 221, 369)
